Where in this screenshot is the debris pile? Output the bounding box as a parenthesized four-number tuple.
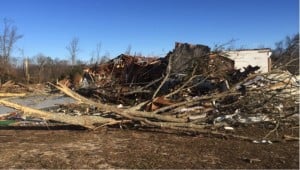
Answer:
(84, 54, 167, 86)
(0, 42, 299, 141)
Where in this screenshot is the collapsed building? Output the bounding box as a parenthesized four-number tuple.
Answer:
(82, 42, 260, 97)
(84, 43, 232, 85)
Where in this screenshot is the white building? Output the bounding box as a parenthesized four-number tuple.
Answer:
(224, 49, 272, 73)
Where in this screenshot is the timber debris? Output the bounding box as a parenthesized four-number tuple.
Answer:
(0, 42, 298, 141)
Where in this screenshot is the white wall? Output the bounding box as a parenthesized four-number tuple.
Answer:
(225, 49, 272, 73)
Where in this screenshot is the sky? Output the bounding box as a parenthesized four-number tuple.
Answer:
(0, 0, 299, 61)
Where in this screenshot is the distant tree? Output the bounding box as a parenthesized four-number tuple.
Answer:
(212, 39, 237, 52)
(89, 51, 96, 65)
(0, 19, 23, 81)
(135, 52, 143, 57)
(99, 55, 109, 64)
(95, 42, 101, 62)
(271, 33, 299, 74)
(125, 44, 132, 55)
(37, 54, 53, 82)
(76, 59, 85, 65)
(89, 42, 102, 64)
(0, 19, 23, 65)
(52, 58, 69, 79)
(66, 37, 80, 65)
(99, 52, 110, 64)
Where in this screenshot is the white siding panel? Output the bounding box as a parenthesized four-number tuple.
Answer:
(225, 50, 271, 73)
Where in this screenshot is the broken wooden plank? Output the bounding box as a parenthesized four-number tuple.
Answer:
(0, 93, 27, 97)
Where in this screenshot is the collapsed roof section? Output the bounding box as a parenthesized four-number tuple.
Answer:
(85, 53, 167, 86)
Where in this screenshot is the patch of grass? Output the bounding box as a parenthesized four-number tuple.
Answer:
(0, 120, 16, 126)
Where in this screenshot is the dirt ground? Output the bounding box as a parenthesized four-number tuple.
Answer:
(0, 125, 299, 169)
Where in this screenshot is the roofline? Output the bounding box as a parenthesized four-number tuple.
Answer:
(224, 48, 271, 52)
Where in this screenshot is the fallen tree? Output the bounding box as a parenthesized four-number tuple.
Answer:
(0, 99, 114, 129)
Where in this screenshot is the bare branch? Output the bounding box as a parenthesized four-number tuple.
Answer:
(152, 54, 173, 99)
(0, 18, 23, 64)
(66, 37, 80, 65)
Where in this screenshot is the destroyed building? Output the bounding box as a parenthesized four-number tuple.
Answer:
(0, 41, 298, 146)
(82, 42, 238, 94)
(79, 42, 264, 100)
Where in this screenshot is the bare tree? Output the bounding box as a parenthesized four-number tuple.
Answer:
(95, 42, 101, 62)
(35, 53, 53, 83)
(89, 42, 102, 64)
(212, 39, 237, 52)
(66, 37, 79, 65)
(0, 18, 23, 65)
(89, 51, 95, 64)
(271, 33, 299, 74)
(125, 44, 131, 55)
(99, 52, 110, 64)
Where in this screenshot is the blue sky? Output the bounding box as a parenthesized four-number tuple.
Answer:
(0, 0, 298, 61)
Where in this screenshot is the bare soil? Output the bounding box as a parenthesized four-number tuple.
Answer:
(0, 125, 299, 169)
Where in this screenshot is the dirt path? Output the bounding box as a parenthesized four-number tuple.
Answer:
(0, 127, 298, 169)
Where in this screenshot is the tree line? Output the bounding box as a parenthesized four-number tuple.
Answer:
(271, 33, 299, 75)
(0, 19, 110, 84)
(0, 19, 299, 84)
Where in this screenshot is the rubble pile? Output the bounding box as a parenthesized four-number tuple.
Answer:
(0, 42, 299, 141)
(85, 54, 167, 86)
